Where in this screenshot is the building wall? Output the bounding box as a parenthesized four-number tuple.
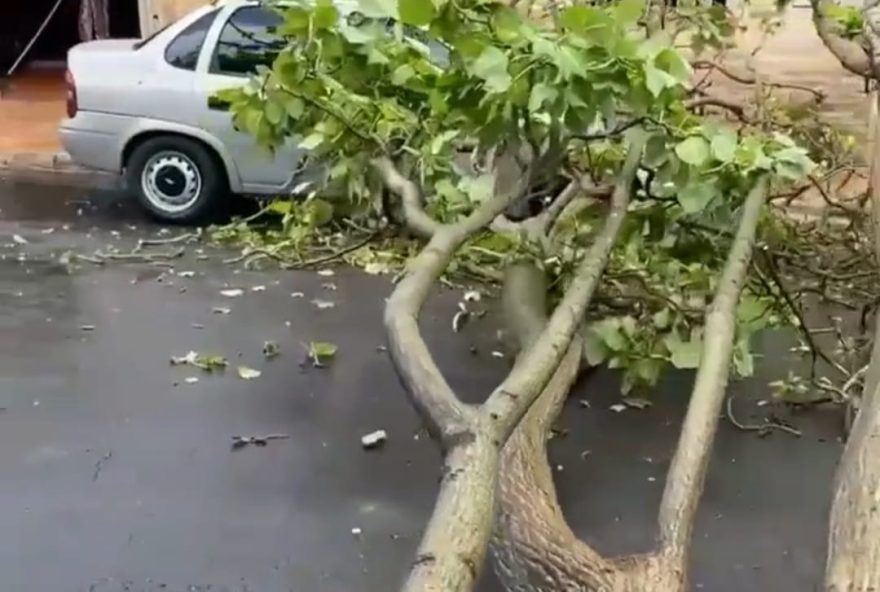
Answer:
(139, 0, 209, 35)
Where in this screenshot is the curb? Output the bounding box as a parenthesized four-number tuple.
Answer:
(0, 151, 118, 188)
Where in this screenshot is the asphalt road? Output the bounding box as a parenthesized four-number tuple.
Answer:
(0, 178, 847, 592)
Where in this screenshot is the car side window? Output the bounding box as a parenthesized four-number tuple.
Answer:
(164, 9, 219, 70)
(211, 7, 284, 77)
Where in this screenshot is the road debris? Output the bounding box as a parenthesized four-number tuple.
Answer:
(184, 377, 199, 384)
(79, 324, 96, 332)
(317, 269, 335, 277)
(311, 299, 336, 310)
(212, 307, 232, 315)
(220, 288, 244, 298)
(170, 351, 228, 372)
(237, 366, 262, 380)
(609, 403, 627, 413)
(308, 341, 338, 367)
(12, 234, 28, 245)
(251, 285, 266, 292)
(262, 341, 280, 359)
(231, 433, 290, 449)
(361, 430, 388, 449)
(92, 451, 112, 482)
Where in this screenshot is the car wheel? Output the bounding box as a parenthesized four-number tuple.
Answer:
(126, 136, 227, 224)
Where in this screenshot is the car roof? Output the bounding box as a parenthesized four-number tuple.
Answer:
(213, 0, 362, 12)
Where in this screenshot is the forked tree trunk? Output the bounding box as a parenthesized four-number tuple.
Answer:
(492, 180, 769, 592)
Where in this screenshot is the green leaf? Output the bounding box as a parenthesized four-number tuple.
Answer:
(559, 5, 608, 37)
(282, 95, 304, 119)
(463, 174, 495, 203)
(733, 337, 754, 377)
(313, 0, 339, 29)
(399, 0, 436, 26)
(309, 341, 338, 366)
(299, 133, 324, 150)
(644, 63, 676, 97)
(710, 129, 738, 162)
(492, 8, 523, 44)
(591, 319, 627, 352)
(615, 0, 645, 24)
(677, 182, 716, 214)
(652, 308, 672, 329)
(267, 200, 293, 215)
(357, 0, 398, 18)
(655, 48, 691, 82)
(528, 83, 558, 112)
(306, 198, 334, 226)
(265, 97, 284, 126)
(583, 329, 609, 367)
(665, 333, 702, 369)
(675, 136, 711, 166)
(471, 46, 511, 93)
(391, 64, 416, 85)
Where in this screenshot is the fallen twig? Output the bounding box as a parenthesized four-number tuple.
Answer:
(726, 394, 802, 437)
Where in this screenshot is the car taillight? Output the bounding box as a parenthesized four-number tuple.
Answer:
(64, 70, 77, 118)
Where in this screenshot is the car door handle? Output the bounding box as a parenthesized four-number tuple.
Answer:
(208, 96, 231, 111)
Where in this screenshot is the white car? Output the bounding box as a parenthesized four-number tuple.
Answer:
(60, 0, 337, 223)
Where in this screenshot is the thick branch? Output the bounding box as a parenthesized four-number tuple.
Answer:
(809, 0, 872, 77)
(824, 86, 880, 591)
(657, 179, 769, 570)
(372, 156, 442, 239)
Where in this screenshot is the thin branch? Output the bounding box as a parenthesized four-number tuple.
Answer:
(657, 178, 768, 568)
(284, 232, 379, 269)
(685, 95, 748, 121)
(481, 134, 646, 441)
(725, 394, 802, 438)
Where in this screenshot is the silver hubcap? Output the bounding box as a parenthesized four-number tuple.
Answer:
(141, 151, 202, 213)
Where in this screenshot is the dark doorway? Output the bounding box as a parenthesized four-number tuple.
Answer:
(0, 0, 142, 74)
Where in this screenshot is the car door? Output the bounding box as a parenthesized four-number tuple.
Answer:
(193, 4, 306, 193)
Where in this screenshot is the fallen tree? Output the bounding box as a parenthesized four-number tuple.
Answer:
(217, 0, 880, 589)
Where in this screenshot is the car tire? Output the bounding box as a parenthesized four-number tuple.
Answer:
(126, 136, 227, 224)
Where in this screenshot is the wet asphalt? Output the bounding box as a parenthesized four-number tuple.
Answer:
(0, 177, 847, 591)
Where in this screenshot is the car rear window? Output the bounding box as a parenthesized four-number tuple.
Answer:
(211, 7, 284, 77)
(165, 8, 221, 71)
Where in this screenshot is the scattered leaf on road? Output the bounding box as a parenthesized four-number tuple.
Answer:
(12, 234, 28, 245)
(463, 290, 481, 303)
(237, 366, 262, 380)
(622, 397, 652, 410)
(251, 285, 266, 292)
(311, 299, 336, 310)
(171, 351, 228, 371)
(79, 325, 96, 331)
(361, 430, 387, 449)
(291, 292, 305, 298)
(220, 288, 244, 298)
(491, 350, 505, 359)
(212, 306, 231, 315)
(309, 341, 338, 366)
(609, 404, 627, 413)
(322, 282, 337, 291)
(317, 269, 335, 277)
(177, 270, 196, 278)
(263, 341, 280, 359)
(184, 377, 199, 384)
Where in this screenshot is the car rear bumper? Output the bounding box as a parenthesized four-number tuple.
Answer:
(58, 111, 130, 174)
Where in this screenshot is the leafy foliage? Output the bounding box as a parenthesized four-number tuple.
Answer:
(215, 0, 816, 394)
